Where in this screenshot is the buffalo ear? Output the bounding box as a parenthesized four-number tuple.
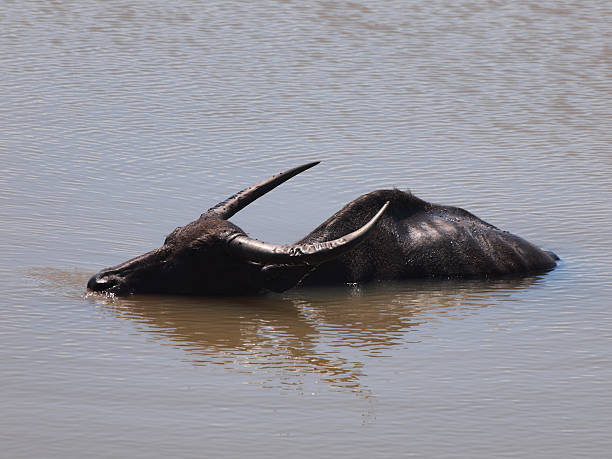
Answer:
(259, 264, 314, 293)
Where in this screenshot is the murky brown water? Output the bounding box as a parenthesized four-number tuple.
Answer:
(2, 1, 612, 457)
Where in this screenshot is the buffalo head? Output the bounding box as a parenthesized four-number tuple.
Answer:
(87, 162, 388, 296)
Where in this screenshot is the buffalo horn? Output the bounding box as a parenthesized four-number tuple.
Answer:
(227, 201, 389, 265)
(208, 161, 320, 219)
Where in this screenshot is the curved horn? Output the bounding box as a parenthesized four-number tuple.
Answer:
(208, 161, 320, 219)
(227, 201, 389, 265)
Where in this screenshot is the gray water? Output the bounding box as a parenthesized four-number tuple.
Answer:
(2, 1, 612, 457)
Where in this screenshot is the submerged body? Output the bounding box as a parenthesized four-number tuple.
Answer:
(298, 189, 557, 286)
(87, 162, 557, 296)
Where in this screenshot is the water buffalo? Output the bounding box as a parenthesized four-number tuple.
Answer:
(87, 162, 558, 296)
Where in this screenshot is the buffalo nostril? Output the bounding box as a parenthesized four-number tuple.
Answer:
(87, 273, 115, 292)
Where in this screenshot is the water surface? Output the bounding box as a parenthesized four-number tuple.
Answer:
(2, 1, 611, 458)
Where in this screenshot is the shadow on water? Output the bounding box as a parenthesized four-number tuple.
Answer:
(31, 268, 546, 393)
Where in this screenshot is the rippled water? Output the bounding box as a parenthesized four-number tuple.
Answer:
(2, 1, 611, 457)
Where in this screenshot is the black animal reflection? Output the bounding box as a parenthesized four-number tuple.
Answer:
(92, 277, 541, 392)
(88, 162, 557, 296)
